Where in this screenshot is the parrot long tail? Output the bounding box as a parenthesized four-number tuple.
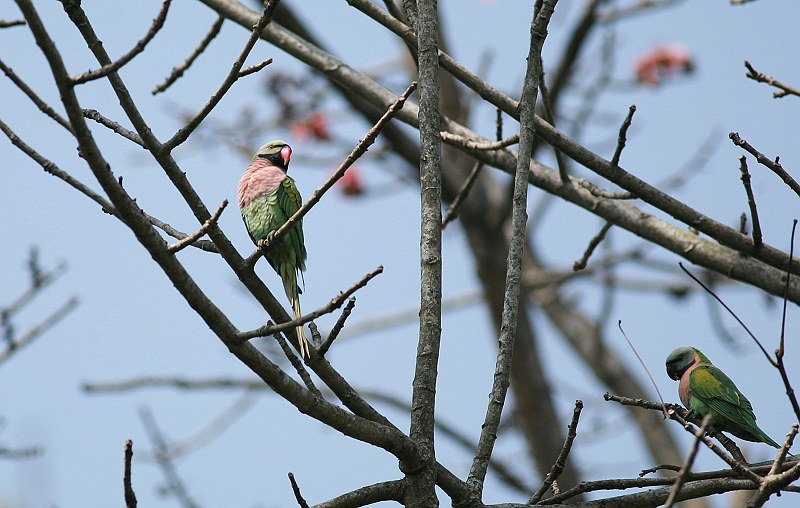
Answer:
(291, 295, 310, 358)
(279, 264, 310, 358)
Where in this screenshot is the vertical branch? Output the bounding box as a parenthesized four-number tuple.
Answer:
(123, 440, 138, 508)
(406, 0, 441, 506)
(739, 155, 763, 248)
(466, 0, 556, 496)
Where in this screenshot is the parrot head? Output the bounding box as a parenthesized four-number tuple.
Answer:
(665, 346, 709, 381)
(253, 140, 292, 170)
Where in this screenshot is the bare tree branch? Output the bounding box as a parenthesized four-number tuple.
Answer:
(263, 81, 417, 249)
(730, 131, 800, 198)
(744, 60, 800, 99)
(467, 0, 554, 495)
(123, 440, 138, 508)
(152, 15, 225, 95)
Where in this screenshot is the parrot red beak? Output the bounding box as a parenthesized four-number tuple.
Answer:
(281, 145, 292, 166)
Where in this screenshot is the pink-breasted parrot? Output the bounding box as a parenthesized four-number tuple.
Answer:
(665, 346, 780, 448)
(237, 140, 310, 358)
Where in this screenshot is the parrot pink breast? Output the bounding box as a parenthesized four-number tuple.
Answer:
(678, 359, 700, 408)
(237, 157, 286, 209)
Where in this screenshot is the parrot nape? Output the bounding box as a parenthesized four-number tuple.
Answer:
(237, 140, 310, 358)
(666, 346, 780, 448)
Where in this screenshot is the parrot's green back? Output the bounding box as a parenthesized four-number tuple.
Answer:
(241, 177, 307, 296)
(688, 357, 780, 448)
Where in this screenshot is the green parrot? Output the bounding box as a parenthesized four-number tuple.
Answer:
(665, 346, 780, 448)
(237, 140, 310, 358)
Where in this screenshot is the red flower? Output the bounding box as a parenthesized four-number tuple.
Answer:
(290, 111, 331, 141)
(336, 167, 365, 197)
(634, 44, 694, 86)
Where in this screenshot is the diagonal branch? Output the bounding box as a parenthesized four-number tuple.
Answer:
(236, 265, 383, 342)
(263, 81, 417, 248)
(168, 200, 228, 253)
(152, 15, 225, 95)
(467, 0, 556, 495)
(163, 0, 280, 151)
(72, 0, 172, 85)
(318, 297, 356, 356)
(664, 415, 711, 508)
(528, 400, 583, 504)
(730, 132, 800, 198)
(0, 58, 72, 132)
(0, 296, 79, 367)
(744, 60, 800, 99)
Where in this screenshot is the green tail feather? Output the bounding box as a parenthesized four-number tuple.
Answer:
(281, 266, 309, 358)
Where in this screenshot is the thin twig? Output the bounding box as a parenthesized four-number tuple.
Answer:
(679, 262, 775, 365)
(777, 220, 800, 422)
(288, 473, 311, 508)
(467, 0, 556, 494)
(72, 0, 172, 84)
(0, 445, 40, 459)
(263, 81, 417, 248)
(239, 57, 272, 77)
(496, 107, 503, 141)
(164, 0, 281, 151)
(617, 321, 668, 413)
(439, 131, 519, 151)
(611, 104, 636, 167)
(528, 400, 583, 503)
(664, 415, 711, 507)
(159, 392, 258, 459)
(744, 60, 800, 99)
(124, 440, 137, 508)
(168, 200, 228, 253)
(738, 155, 762, 247)
(139, 407, 200, 508)
(1, 256, 67, 323)
(318, 297, 356, 356)
(83, 109, 144, 147)
(0, 296, 79, 367)
(730, 132, 800, 198)
(0, 118, 119, 216)
(575, 179, 634, 199)
(273, 329, 321, 395)
(441, 161, 484, 229)
(141, 212, 218, 253)
(152, 15, 225, 95)
(537, 77, 570, 184)
(0, 19, 25, 28)
(236, 266, 383, 342)
(0, 58, 72, 132)
(747, 425, 800, 507)
(573, 221, 612, 271)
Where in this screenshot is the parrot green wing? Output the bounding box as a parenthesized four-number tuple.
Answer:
(277, 176, 307, 279)
(690, 364, 779, 446)
(690, 365, 755, 425)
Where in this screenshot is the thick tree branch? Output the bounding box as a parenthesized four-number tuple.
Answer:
(405, 2, 442, 506)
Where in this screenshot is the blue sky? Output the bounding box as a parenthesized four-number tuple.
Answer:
(2, 1, 800, 506)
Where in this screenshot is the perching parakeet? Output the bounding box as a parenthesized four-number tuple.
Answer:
(666, 346, 780, 448)
(237, 140, 310, 358)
